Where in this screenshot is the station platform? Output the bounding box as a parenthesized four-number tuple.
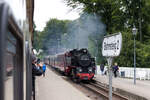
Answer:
(35, 68, 91, 100)
(95, 75, 150, 100)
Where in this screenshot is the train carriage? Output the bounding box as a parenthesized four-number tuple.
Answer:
(53, 53, 66, 72)
(0, 0, 34, 100)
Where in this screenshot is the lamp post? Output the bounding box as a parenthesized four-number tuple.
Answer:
(132, 26, 137, 85)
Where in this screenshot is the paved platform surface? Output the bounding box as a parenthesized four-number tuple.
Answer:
(95, 75, 150, 100)
(35, 68, 91, 100)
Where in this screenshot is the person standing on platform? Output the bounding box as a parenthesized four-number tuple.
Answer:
(100, 63, 104, 75)
(113, 63, 119, 77)
(42, 63, 46, 77)
(32, 53, 37, 100)
(104, 63, 108, 75)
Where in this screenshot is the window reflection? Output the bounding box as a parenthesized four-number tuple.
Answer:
(5, 53, 14, 76)
(6, 41, 16, 54)
(5, 31, 16, 100)
(7, 31, 16, 44)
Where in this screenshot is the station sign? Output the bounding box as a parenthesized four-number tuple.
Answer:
(102, 32, 122, 57)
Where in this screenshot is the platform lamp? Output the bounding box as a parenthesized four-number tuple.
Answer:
(132, 25, 137, 85)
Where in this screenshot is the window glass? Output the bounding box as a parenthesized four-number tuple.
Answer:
(6, 41, 16, 54)
(7, 31, 16, 44)
(66, 57, 71, 65)
(5, 31, 16, 100)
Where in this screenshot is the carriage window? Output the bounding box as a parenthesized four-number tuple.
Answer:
(5, 30, 16, 100)
(7, 41, 16, 54)
(7, 31, 17, 44)
(66, 57, 71, 65)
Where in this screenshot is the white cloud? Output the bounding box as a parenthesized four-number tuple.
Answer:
(34, 0, 80, 31)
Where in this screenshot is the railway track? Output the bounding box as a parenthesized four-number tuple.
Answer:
(80, 81, 128, 100)
(49, 66, 128, 100)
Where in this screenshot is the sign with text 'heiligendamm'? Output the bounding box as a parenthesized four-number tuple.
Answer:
(102, 32, 122, 57)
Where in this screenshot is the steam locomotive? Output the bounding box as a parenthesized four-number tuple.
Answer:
(45, 48, 96, 82)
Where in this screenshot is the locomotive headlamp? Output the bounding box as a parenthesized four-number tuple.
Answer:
(77, 67, 82, 72)
(88, 67, 92, 72)
(83, 49, 87, 52)
(79, 68, 82, 72)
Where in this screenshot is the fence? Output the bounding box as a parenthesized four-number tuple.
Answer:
(96, 65, 150, 80)
(119, 67, 150, 80)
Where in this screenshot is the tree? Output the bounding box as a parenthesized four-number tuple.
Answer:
(34, 18, 71, 55)
(65, 0, 126, 34)
(64, 0, 150, 42)
(64, 0, 150, 68)
(121, 0, 150, 43)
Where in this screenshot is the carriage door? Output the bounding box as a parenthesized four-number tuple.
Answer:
(7, 14, 24, 100)
(0, 3, 9, 100)
(0, 2, 24, 100)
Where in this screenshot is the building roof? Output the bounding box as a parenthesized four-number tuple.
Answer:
(26, 0, 34, 43)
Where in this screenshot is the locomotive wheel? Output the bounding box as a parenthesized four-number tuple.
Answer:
(64, 72, 68, 76)
(65, 72, 70, 76)
(72, 77, 80, 83)
(71, 69, 75, 79)
(76, 78, 81, 83)
(71, 69, 80, 83)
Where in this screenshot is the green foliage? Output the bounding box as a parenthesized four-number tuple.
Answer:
(136, 42, 150, 68)
(88, 34, 105, 65)
(65, 0, 125, 34)
(65, 0, 150, 40)
(64, 0, 150, 68)
(114, 31, 150, 68)
(33, 18, 71, 55)
(33, 0, 150, 67)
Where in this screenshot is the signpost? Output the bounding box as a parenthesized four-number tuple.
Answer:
(102, 32, 122, 100)
(102, 32, 122, 57)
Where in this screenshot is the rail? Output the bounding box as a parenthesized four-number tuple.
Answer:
(80, 81, 128, 100)
(49, 65, 128, 100)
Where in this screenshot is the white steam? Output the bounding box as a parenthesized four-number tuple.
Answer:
(66, 13, 106, 49)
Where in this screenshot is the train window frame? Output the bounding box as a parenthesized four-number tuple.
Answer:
(0, 2, 24, 100)
(0, 3, 9, 100)
(8, 15, 24, 100)
(25, 41, 32, 100)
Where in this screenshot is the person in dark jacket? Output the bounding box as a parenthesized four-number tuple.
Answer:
(32, 54, 36, 99)
(100, 64, 104, 75)
(113, 63, 119, 77)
